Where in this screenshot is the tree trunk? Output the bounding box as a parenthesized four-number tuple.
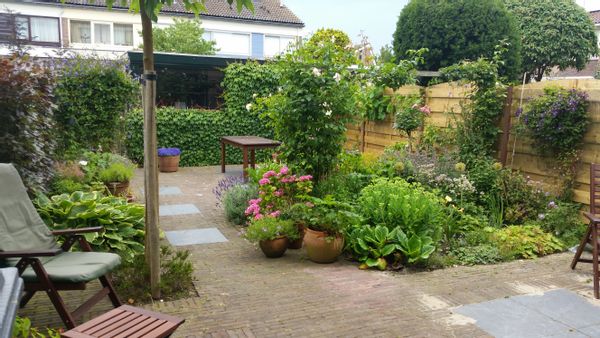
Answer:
(140, 0, 160, 300)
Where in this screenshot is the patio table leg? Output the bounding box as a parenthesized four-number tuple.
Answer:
(221, 140, 226, 173)
(250, 149, 256, 169)
(242, 147, 248, 179)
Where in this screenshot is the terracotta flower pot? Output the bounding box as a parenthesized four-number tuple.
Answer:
(159, 155, 180, 173)
(259, 237, 289, 258)
(288, 224, 305, 250)
(105, 181, 129, 197)
(303, 228, 344, 263)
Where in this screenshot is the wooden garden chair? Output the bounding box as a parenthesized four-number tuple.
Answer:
(572, 163, 600, 298)
(0, 163, 122, 329)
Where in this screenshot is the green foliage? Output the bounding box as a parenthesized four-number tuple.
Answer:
(35, 191, 145, 263)
(345, 225, 399, 270)
(261, 38, 358, 180)
(504, 0, 598, 82)
(223, 184, 258, 225)
(395, 228, 435, 264)
(12, 317, 60, 338)
(305, 28, 358, 65)
(99, 162, 136, 183)
(393, 0, 521, 80)
(54, 55, 139, 155)
(451, 244, 502, 265)
(356, 85, 393, 121)
(143, 18, 216, 55)
(538, 201, 585, 246)
(440, 46, 508, 163)
(112, 246, 194, 303)
(490, 225, 564, 259)
(393, 94, 430, 148)
(358, 178, 443, 240)
(243, 217, 298, 242)
(222, 61, 280, 115)
(289, 197, 360, 236)
(0, 54, 55, 191)
(373, 49, 426, 89)
(313, 172, 374, 203)
(377, 45, 395, 64)
(125, 108, 272, 166)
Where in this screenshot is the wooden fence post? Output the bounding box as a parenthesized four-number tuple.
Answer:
(498, 86, 514, 166)
(360, 120, 366, 153)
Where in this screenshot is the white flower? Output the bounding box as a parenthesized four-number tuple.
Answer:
(325, 110, 332, 116)
(331, 35, 336, 43)
(277, 86, 283, 92)
(445, 196, 453, 203)
(245, 103, 253, 111)
(312, 67, 322, 77)
(333, 73, 341, 83)
(252, 93, 258, 98)
(79, 160, 88, 166)
(366, 81, 373, 87)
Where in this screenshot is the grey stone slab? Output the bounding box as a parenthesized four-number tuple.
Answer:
(511, 289, 600, 329)
(579, 324, 600, 336)
(159, 203, 200, 216)
(165, 228, 228, 246)
(454, 298, 576, 338)
(141, 186, 183, 196)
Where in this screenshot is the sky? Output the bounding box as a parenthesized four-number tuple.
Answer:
(283, 0, 600, 54)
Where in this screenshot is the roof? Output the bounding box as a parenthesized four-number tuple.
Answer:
(35, 0, 304, 26)
(590, 10, 600, 25)
(547, 59, 598, 79)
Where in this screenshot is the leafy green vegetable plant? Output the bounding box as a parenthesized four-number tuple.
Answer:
(35, 191, 145, 262)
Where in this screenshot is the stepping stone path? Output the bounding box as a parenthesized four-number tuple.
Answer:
(165, 228, 228, 246)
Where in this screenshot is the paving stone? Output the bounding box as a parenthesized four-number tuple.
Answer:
(160, 203, 200, 216)
(142, 186, 183, 196)
(166, 228, 228, 246)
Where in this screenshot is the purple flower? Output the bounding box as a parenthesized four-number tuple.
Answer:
(158, 147, 181, 156)
(515, 107, 523, 117)
(548, 201, 557, 209)
(259, 178, 271, 186)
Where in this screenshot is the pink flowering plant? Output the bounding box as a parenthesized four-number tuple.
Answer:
(245, 166, 313, 221)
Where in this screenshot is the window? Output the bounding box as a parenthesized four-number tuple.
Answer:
(264, 35, 295, 57)
(211, 31, 250, 56)
(70, 20, 91, 43)
(11, 16, 60, 44)
(114, 24, 133, 46)
(70, 21, 134, 46)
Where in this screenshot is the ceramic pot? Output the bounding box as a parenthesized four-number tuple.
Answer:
(105, 181, 129, 197)
(303, 228, 344, 263)
(259, 237, 289, 258)
(159, 155, 180, 173)
(288, 223, 305, 249)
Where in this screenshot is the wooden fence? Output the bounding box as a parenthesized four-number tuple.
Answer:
(346, 79, 600, 206)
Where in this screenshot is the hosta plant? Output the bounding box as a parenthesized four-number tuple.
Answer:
(34, 191, 145, 262)
(345, 225, 398, 270)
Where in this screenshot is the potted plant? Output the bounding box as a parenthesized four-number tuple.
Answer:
(290, 197, 359, 263)
(243, 217, 299, 258)
(99, 162, 135, 196)
(158, 147, 181, 172)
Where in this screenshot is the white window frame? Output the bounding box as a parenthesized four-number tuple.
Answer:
(203, 29, 251, 56)
(69, 19, 134, 46)
(264, 35, 296, 57)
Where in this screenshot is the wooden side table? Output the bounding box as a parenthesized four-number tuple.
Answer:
(220, 136, 281, 178)
(61, 305, 184, 338)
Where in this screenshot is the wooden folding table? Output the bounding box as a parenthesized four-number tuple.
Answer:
(220, 136, 281, 178)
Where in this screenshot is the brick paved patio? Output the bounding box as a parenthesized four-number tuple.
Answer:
(19, 166, 600, 337)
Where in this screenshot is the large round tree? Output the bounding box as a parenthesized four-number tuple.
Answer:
(393, 0, 521, 80)
(504, 0, 598, 82)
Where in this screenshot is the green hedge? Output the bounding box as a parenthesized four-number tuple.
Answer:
(125, 108, 274, 166)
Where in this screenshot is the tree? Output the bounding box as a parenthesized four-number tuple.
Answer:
(61, 0, 253, 300)
(141, 18, 217, 55)
(504, 0, 598, 82)
(393, 0, 521, 80)
(376, 45, 395, 64)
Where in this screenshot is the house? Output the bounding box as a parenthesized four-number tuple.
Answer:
(0, 0, 304, 59)
(546, 10, 600, 79)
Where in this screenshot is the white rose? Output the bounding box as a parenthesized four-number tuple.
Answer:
(79, 160, 88, 166)
(312, 67, 322, 77)
(333, 73, 341, 82)
(325, 110, 332, 116)
(252, 93, 258, 98)
(245, 103, 253, 111)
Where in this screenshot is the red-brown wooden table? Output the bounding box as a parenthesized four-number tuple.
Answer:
(220, 136, 281, 178)
(61, 305, 184, 338)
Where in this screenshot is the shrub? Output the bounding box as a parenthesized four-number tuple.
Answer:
(538, 201, 585, 246)
(0, 53, 55, 191)
(489, 225, 564, 259)
(451, 244, 502, 266)
(35, 191, 145, 263)
(393, 0, 521, 80)
(358, 178, 443, 240)
(126, 108, 273, 166)
(12, 317, 60, 338)
(393, 94, 430, 147)
(288, 197, 360, 236)
(243, 217, 298, 242)
(146, 18, 216, 55)
(261, 37, 358, 180)
(53, 55, 139, 155)
(222, 61, 280, 116)
(98, 162, 136, 183)
(112, 246, 194, 303)
(313, 172, 374, 203)
(223, 184, 258, 225)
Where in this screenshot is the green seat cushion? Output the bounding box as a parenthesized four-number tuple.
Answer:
(17, 252, 121, 283)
